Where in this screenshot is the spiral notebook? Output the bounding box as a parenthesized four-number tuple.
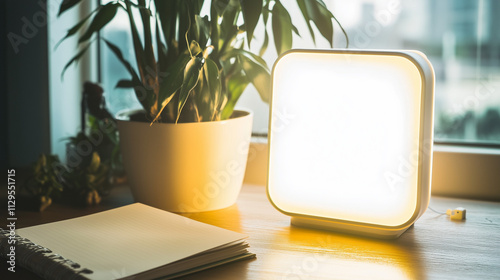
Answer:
(0, 203, 254, 280)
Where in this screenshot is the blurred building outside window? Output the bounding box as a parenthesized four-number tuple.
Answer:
(99, 0, 500, 144)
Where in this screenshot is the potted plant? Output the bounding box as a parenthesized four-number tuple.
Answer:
(22, 154, 65, 211)
(59, 0, 347, 212)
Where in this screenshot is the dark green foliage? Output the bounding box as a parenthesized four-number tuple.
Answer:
(23, 82, 122, 209)
(59, 0, 347, 123)
(25, 154, 66, 198)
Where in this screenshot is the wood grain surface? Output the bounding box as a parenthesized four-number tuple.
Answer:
(1, 184, 499, 279)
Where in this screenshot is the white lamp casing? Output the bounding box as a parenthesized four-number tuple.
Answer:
(267, 49, 435, 239)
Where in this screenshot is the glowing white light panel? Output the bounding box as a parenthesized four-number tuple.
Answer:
(268, 50, 433, 228)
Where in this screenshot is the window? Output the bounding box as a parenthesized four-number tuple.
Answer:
(99, 2, 141, 117)
(98, 0, 500, 145)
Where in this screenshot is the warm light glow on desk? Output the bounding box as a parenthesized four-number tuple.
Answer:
(267, 50, 435, 238)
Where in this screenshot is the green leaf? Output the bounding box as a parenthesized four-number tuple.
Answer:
(259, 2, 271, 56)
(61, 43, 91, 78)
(115, 80, 135, 89)
(221, 70, 248, 119)
(296, 0, 316, 43)
(127, 1, 152, 14)
(303, 0, 334, 47)
(189, 40, 203, 57)
(204, 58, 221, 100)
(204, 58, 222, 119)
(137, 0, 155, 74)
(332, 14, 349, 47)
(226, 48, 269, 70)
(177, 57, 204, 123)
(154, 0, 177, 51)
(79, 3, 119, 43)
(177, 1, 191, 55)
(297, 0, 347, 46)
(195, 15, 211, 48)
(103, 39, 140, 82)
(88, 152, 100, 173)
(292, 24, 300, 37)
(124, 1, 146, 84)
(156, 18, 168, 73)
(56, 9, 96, 48)
(218, 0, 239, 54)
(210, 2, 220, 52)
(259, 30, 269, 57)
(213, 0, 230, 15)
(58, 0, 83, 16)
(272, 1, 293, 55)
(152, 54, 191, 123)
(103, 39, 154, 113)
(240, 0, 263, 46)
(238, 53, 271, 102)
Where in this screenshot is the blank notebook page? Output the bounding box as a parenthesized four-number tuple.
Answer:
(17, 203, 247, 280)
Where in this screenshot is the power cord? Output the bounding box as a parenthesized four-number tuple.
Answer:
(428, 206, 446, 215)
(428, 206, 466, 220)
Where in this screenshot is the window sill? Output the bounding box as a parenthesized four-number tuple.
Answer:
(244, 140, 500, 201)
(432, 144, 500, 201)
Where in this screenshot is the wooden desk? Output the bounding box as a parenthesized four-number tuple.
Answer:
(1, 184, 499, 279)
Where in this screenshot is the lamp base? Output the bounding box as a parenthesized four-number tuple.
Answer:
(291, 216, 412, 239)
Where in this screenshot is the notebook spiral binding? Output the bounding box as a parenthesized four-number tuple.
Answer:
(0, 228, 93, 280)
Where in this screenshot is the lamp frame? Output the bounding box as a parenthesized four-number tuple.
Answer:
(266, 49, 435, 239)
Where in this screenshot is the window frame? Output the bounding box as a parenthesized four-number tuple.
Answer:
(243, 138, 500, 201)
(92, 1, 500, 201)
